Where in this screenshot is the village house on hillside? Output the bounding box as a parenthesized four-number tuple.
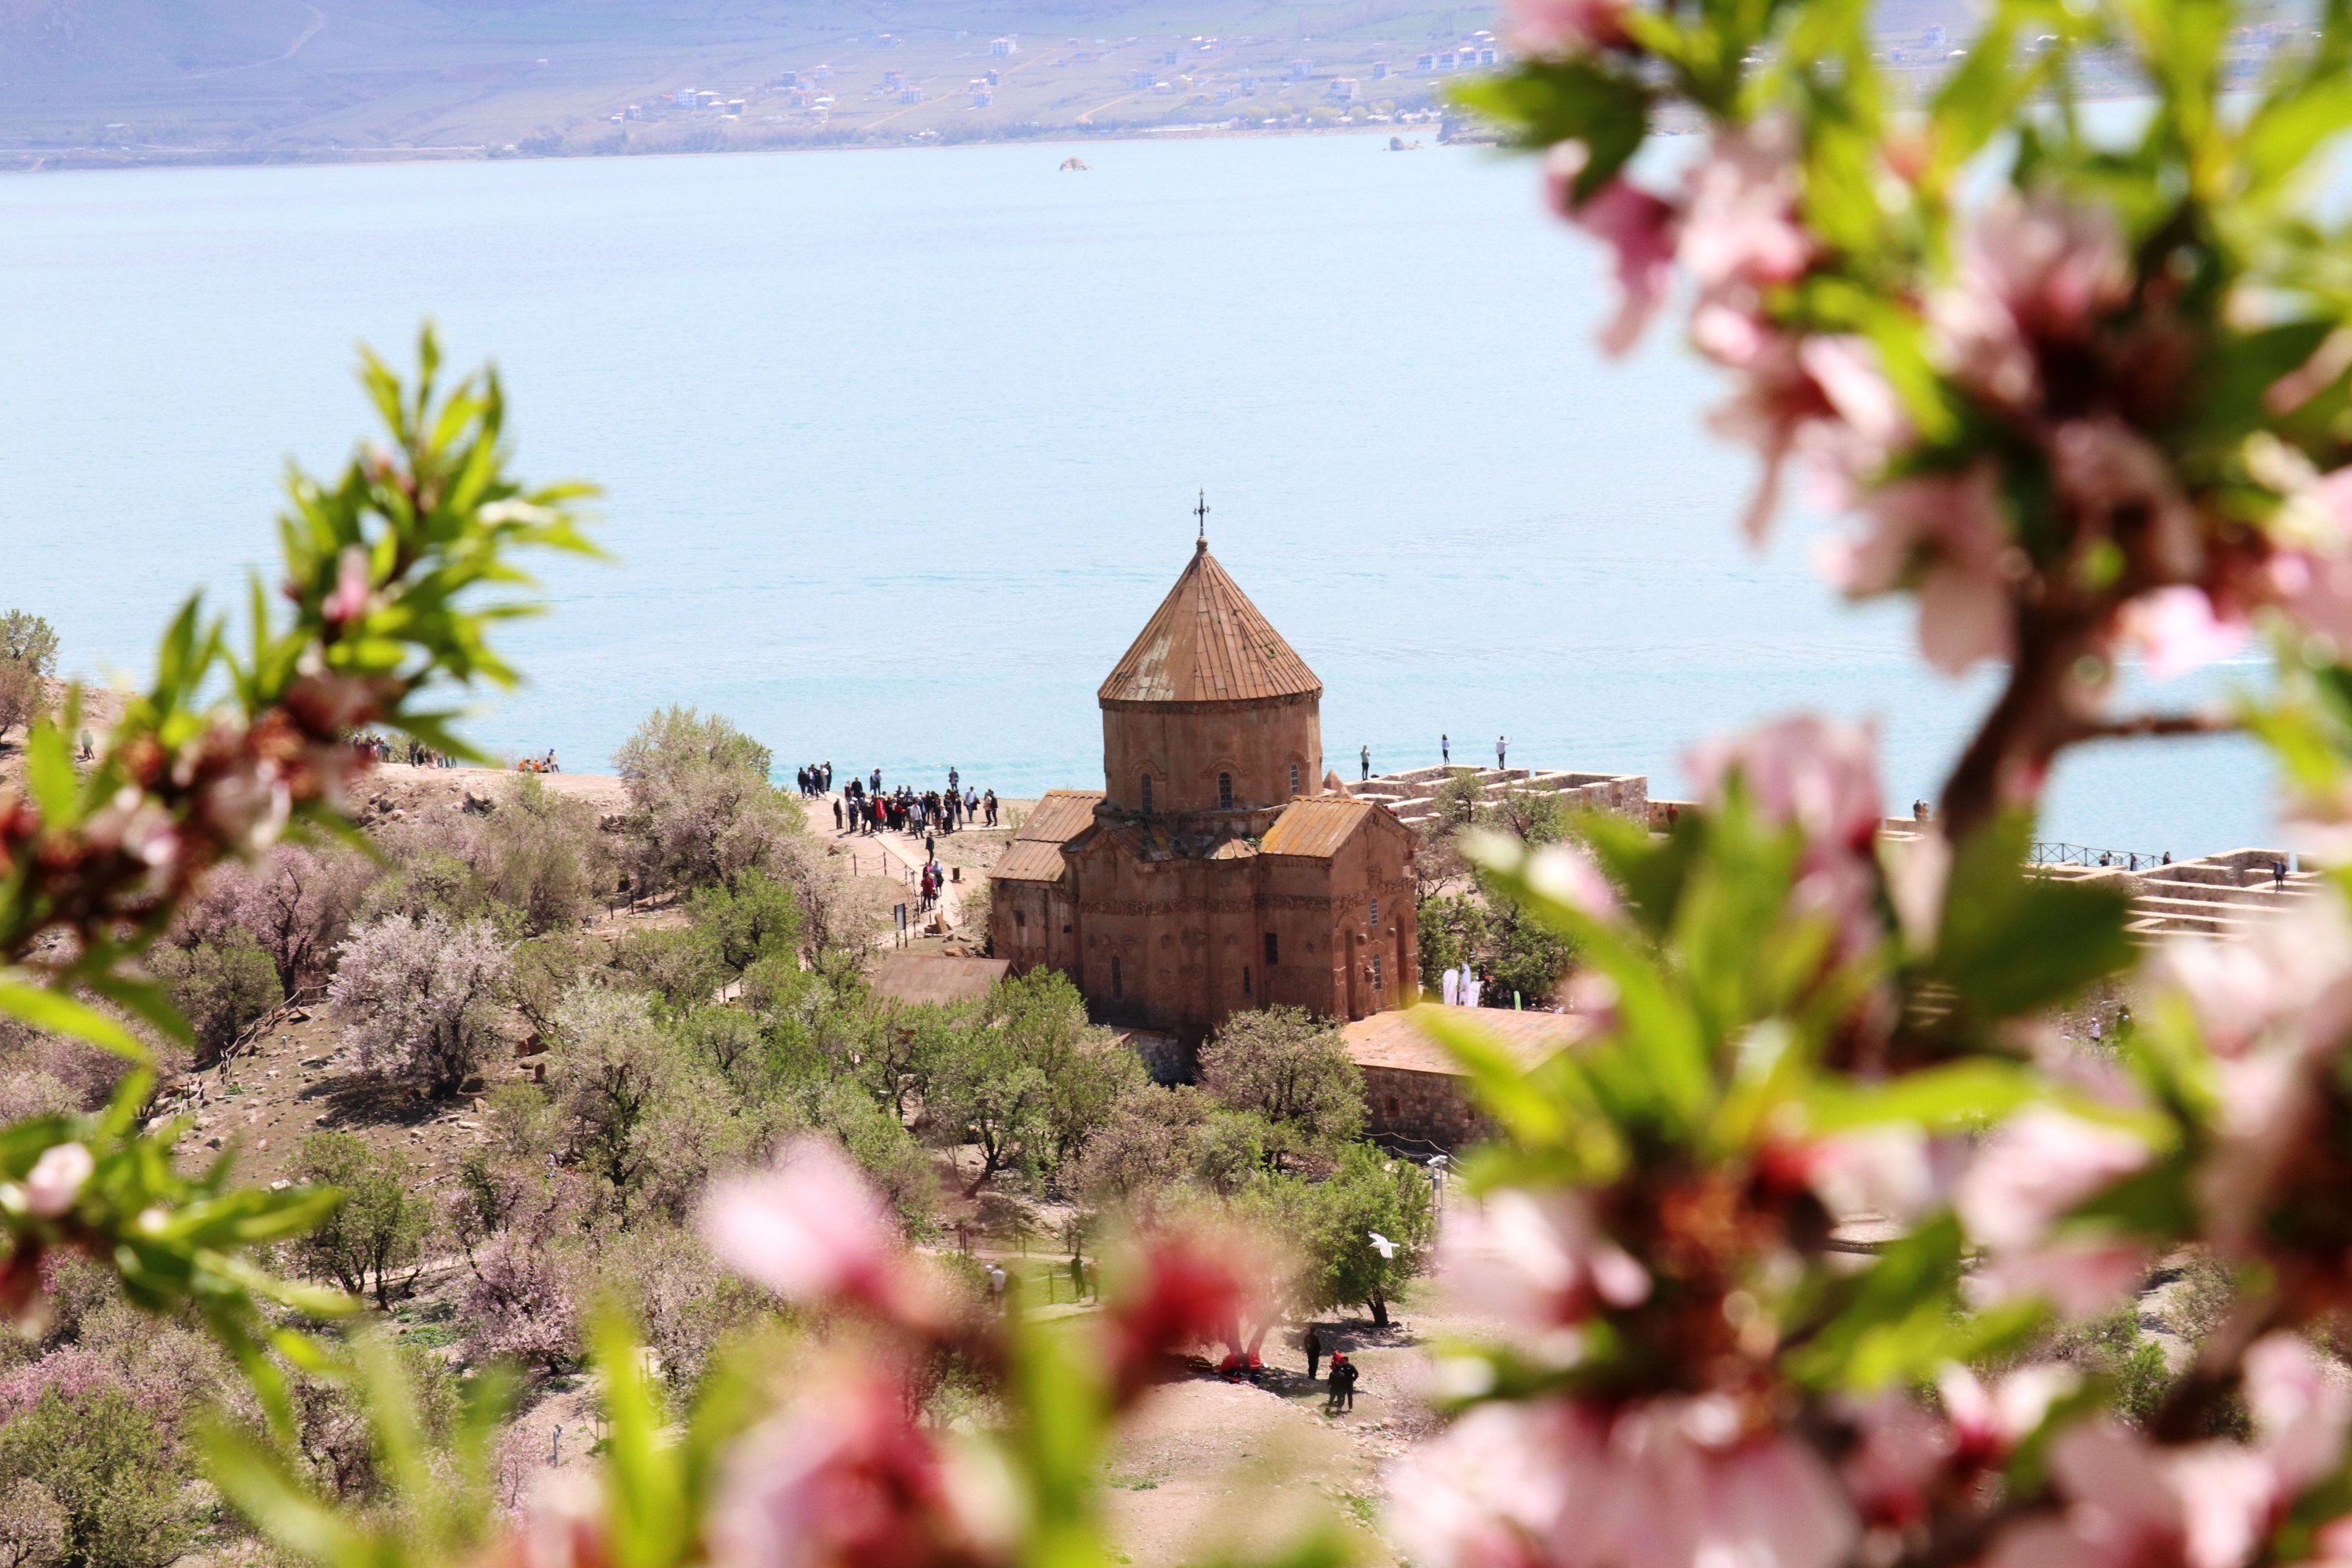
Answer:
(993, 532, 1419, 1046)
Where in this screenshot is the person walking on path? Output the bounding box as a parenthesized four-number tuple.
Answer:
(1304, 1325, 1323, 1381)
(1442, 734, 1450, 764)
(2275, 858, 2290, 892)
(1497, 735, 1509, 769)
(1327, 1352, 1358, 1413)
(833, 799, 844, 833)
(984, 789, 999, 827)
(1360, 744, 1371, 782)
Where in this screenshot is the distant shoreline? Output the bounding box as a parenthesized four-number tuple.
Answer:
(0, 119, 1477, 177)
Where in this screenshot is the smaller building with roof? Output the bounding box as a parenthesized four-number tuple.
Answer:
(993, 531, 1419, 1047)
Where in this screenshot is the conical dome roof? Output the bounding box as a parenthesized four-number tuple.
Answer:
(1098, 539, 1322, 705)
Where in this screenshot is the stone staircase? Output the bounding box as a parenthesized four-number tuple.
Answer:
(2043, 848, 2325, 941)
(1353, 764, 1649, 829)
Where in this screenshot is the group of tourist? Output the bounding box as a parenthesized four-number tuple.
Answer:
(356, 733, 457, 768)
(514, 750, 560, 774)
(793, 761, 834, 795)
(832, 775, 998, 837)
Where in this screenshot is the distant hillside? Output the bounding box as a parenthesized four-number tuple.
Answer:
(0, 0, 1987, 167)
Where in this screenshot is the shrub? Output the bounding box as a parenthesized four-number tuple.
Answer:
(0, 1388, 186, 1568)
(474, 775, 612, 931)
(0, 612, 58, 744)
(611, 926, 727, 1011)
(1298, 1143, 1434, 1328)
(328, 913, 512, 1098)
(614, 706, 803, 892)
(1197, 1006, 1363, 1163)
(690, 869, 802, 974)
(292, 1134, 431, 1306)
(546, 985, 699, 1203)
(150, 931, 281, 1063)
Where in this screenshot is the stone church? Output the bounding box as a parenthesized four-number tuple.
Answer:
(992, 534, 1420, 1043)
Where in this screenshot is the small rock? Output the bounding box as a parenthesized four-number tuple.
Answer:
(206, 1135, 224, 1149)
(270, 1178, 291, 1192)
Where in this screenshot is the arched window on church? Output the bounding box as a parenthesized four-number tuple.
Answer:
(1140, 775, 1152, 814)
(1218, 772, 1234, 810)
(1290, 762, 1300, 797)
(1370, 896, 1380, 927)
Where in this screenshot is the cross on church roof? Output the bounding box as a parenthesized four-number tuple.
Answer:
(1194, 488, 1210, 546)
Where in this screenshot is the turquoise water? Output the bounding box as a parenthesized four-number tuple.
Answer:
(0, 132, 2271, 855)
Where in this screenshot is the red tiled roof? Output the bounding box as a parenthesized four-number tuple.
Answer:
(1343, 1007, 1586, 1077)
(991, 840, 1072, 884)
(869, 953, 1011, 1007)
(1098, 541, 1322, 705)
(1260, 797, 1375, 859)
(1015, 790, 1104, 844)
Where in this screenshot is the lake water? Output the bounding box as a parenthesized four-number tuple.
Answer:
(0, 131, 2274, 855)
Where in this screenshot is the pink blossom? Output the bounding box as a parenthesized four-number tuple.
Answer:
(201, 760, 292, 853)
(1548, 154, 1679, 357)
(1388, 1396, 1856, 1568)
(1819, 466, 2016, 671)
(2121, 587, 2246, 681)
(1798, 336, 1911, 456)
(1103, 1228, 1260, 1402)
(2158, 896, 2352, 1063)
(1524, 843, 1621, 922)
(2270, 547, 2352, 646)
(1938, 1363, 2078, 1465)
(1686, 715, 1882, 855)
(709, 1372, 1011, 1568)
(1441, 1188, 1650, 1329)
(1506, 0, 1628, 56)
(1835, 1389, 1949, 1526)
(1953, 1108, 2152, 1313)
(1930, 192, 2129, 412)
(702, 1138, 925, 1321)
(1591, 1399, 1857, 1568)
(1680, 122, 1811, 296)
(1954, 1108, 2151, 1251)
(2244, 1331, 2352, 1492)
(1802, 1127, 1959, 1227)
(1968, 1236, 2151, 1317)
(491, 1472, 607, 1568)
(322, 544, 372, 626)
(1987, 1421, 2278, 1568)
(1386, 1401, 1582, 1568)
(23, 1143, 92, 1220)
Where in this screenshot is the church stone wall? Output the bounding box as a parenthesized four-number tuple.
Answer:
(1100, 693, 1322, 815)
(1363, 1065, 1494, 1151)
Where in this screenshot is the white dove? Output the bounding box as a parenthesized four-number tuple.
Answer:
(1367, 1231, 1396, 1259)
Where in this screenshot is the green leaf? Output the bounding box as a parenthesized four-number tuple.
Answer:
(23, 723, 79, 827)
(1452, 60, 1651, 192)
(1804, 1059, 2045, 1133)
(1930, 813, 2135, 1021)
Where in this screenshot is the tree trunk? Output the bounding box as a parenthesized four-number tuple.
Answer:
(1368, 1290, 1388, 1328)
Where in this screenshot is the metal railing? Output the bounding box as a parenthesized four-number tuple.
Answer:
(2030, 842, 2172, 871)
